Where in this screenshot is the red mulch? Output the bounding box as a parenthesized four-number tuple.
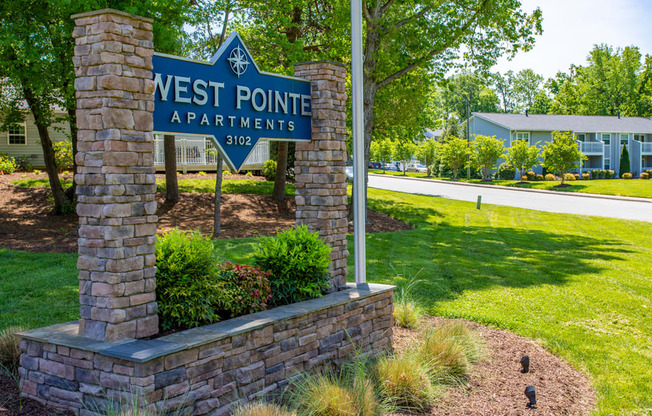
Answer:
(394, 317, 596, 416)
(0, 172, 412, 254)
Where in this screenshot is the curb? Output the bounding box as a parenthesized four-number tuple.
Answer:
(368, 173, 652, 203)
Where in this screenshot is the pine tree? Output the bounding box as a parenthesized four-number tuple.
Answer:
(619, 144, 631, 177)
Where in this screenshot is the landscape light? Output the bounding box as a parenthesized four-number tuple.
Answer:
(520, 355, 530, 373)
(525, 385, 537, 408)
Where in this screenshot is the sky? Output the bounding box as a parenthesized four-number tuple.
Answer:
(492, 0, 652, 80)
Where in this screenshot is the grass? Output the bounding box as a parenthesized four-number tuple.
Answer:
(1, 188, 651, 414)
(12, 177, 296, 196)
(370, 170, 652, 198)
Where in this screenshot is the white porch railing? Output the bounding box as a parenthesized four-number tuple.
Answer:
(642, 143, 652, 154)
(579, 141, 604, 154)
(153, 136, 269, 170)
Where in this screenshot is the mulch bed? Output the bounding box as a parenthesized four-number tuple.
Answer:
(395, 317, 596, 416)
(0, 172, 411, 254)
(0, 374, 74, 416)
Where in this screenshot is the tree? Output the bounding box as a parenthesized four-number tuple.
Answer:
(619, 144, 631, 177)
(492, 70, 515, 112)
(374, 138, 393, 172)
(392, 141, 416, 175)
(0, 0, 187, 215)
(440, 137, 469, 180)
(471, 135, 505, 181)
(512, 69, 544, 111)
(550, 44, 649, 117)
(416, 139, 438, 177)
(503, 138, 540, 181)
(442, 71, 500, 121)
(529, 90, 552, 114)
(541, 131, 587, 186)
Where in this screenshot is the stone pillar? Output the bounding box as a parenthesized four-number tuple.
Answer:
(293, 61, 349, 291)
(72, 9, 158, 341)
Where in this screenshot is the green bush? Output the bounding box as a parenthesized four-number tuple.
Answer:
(375, 354, 435, 413)
(563, 173, 577, 181)
(498, 166, 515, 180)
(0, 153, 17, 174)
(155, 229, 222, 331)
(53, 140, 73, 172)
(544, 173, 555, 181)
(253, 226, 331, 306)
(641, 172, 650, 180)
(622, 172, 632, 179)
(217, 262, 271, 318)
(591, 169, 600, 179)
(606, 170, 615, 179)
(263, 159, 277, 181)
(534, 174, 544, 181)
(582, 172, 590, 180)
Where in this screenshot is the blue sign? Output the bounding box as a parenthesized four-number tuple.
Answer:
(152, 32, 312, 171)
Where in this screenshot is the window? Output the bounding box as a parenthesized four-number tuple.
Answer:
(604, 162, 610, 170)
(513, 132, 529, 145)
(634, 134, 645, 142)
(7, 124, 26, 145)
(577, 134, 586, 142)
(601, 133, 610, 145)
(620, 134, 628, 146)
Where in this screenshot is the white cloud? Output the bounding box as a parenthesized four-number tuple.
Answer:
(493, 0, 652, 79)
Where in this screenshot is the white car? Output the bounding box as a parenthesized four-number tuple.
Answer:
(406, 163, 427, 173)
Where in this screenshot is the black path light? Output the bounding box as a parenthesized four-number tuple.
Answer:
(520, 355, 530, 373)
(525, 385, 537, 408)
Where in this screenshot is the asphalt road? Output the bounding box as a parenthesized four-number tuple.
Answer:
(368, 174, 652, 223)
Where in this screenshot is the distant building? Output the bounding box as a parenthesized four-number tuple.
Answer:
(469, 112, 652, 176)
(0, 113, 269, 171)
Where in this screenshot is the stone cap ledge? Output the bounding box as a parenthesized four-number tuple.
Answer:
(17, 283, 394, 363)
(71, 8, 154, 23)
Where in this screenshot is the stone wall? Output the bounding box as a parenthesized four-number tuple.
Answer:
(18, 284, 394, 416)
(72, 9, 158, 341)
(293, 62, 349, 292)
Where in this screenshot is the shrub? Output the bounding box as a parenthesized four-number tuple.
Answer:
(606, 170, 615, 179)
(292, 374, 372, 416)
(534, 174, 544, 181)
(420, 322, 480, 381)
(253, 226, 331, 306)
(197, 171, 207, 176)
(53, 140, 73, 172)
(563, 173, 577, 181)
(498, 166, 515, 180)
(622, 172, 632, 179)
(263, 159, 277, 181)
(573, 173, 580, 180)
(0, 326, 23, 373)
(217, 262, 271, 318)
(524, 170, 536, 181)
(245, 171, 253, 177)
(582, 172, 590, 180)
(641, 172, 650, 180)
(375, 354, 434, 413)
(393, 277, 421, 329)
(232, 402, 297, 416)
(544, 173, 555, 181)
(591, 169, 600, 179)
(155, 229, 222, 331)
(0, 153, 17, 174)
(16, 155, 32, 172)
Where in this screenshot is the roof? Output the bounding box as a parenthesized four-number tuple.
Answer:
(473, 112, 652, 134)
(425, 128, 444, 139)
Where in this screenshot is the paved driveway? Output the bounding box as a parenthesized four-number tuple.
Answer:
(368, 175, 652, 223)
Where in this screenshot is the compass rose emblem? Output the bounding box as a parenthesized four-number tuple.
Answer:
(227, 46, 249, 77)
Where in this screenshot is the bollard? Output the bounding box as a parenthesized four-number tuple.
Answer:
(476, 195, 482, 210)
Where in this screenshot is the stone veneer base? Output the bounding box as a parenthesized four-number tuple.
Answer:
(17, 283, 394, 415)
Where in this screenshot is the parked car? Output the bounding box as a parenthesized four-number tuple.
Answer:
(368, 162, 382, 169)
(383, 163, 395, 171)
(406, 163, 427, 173)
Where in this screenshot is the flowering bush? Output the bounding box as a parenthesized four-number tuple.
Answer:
(544, 173, 555, 181)
(582, 172, 590, 180)
(641, 172, 649, 180)
(622, 172, 632, 179)
(218, 262, 272, 317)
(0, 153, 17, 174)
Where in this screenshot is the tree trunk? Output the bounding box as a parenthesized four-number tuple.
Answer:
(164, 135, 179, 203)
(273, 141, 288, 203)
(23, 88, 69, 215)
(213, 155, 223, 237)
(65, 108, 78, 201)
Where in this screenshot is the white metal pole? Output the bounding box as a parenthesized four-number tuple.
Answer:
(351, 0, 366, 285)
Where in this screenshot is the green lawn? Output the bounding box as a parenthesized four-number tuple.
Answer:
(370, 170, 652, 199)
(1, 189, 650, 414)
(12, 177, 296, 196)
